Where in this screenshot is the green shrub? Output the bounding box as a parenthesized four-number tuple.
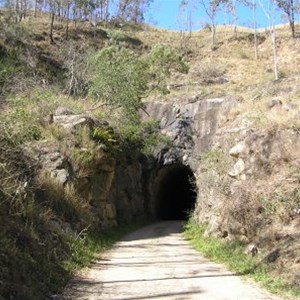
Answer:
(88, 45, 188, 122)
(106, 29, 142, 47)
(89, 46, 147, 119)
(0, 107, 42, 146)
(184, 219, 300, 298)
(147, 44, 189, 76)
(92, 126, 117, 147)
(116, 119, 169, 155)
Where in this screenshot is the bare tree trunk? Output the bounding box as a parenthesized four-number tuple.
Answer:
(211, 17, 216, 50)
(100, 0, 103, 21)
(189, 2, 192, 38)
(15, 0, 19, 23)
(259, 0, 278, 80)
(34, 0, 37, 17)
(271, 24, 278, 80)
(290, 20, 295, 38)
(49, 12, 55, 44)
(73, 0, 77, 30)
(233, 0, 237, 34)
(253, 0, 258, 60)
(65, 2, 70, 40)
(105, 0, 109, 24)
(290, 0, 295, 38)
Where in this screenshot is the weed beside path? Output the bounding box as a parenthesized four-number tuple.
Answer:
(183, 220, 300, 300)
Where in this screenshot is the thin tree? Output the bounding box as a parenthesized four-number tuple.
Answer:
(252, 0, 258, 59)
(49, 0, 57, 43)
(117, 0, 153, 23)
(65, 0, 70, 39)
(275, 0, 297, 38)
(199, 0, 224, 49)
(259, 0, 279, 80)
(231, 0, 237, 33)
(179, 0, 194, 37)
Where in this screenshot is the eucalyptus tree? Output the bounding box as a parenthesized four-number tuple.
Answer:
(275, 0, 298, 37)
(199, 0, 225, 49)
(117, 0, 153, 23)
(224, 0, 238, 32)
(259, 0, 279, 80)
(252, 0, 258, 59)
(97, 0, 109, 22)
(178, 0, 194, 36)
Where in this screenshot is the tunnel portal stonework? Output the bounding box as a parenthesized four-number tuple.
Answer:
(28, 97, 238, 226)
(142, 97, 238, 220)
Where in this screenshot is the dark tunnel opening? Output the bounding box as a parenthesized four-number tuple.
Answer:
(154, 164, 197, 221)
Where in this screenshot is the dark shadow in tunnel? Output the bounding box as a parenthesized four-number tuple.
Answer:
(154, 164, 197, 221)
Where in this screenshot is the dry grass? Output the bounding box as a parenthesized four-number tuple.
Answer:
(3, 12, 300, 133)
(135, 22, 300, 131)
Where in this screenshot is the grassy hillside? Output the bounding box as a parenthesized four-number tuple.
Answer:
(137, 24, 300, 130)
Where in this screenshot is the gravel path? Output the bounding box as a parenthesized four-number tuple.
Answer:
(62, 221, 281, 300)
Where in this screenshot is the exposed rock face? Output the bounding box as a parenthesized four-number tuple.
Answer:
(28, 99, 300, 261)
(109, 158, 146, 224)
(24, 141, 71, 185)
(229, 141, 247, 158)
(195, 124, 300, 244)
(228, 159, 246, 179)
(142, 97, 237, 171)
(24, 140, 119, 227)
(53, 114, 96, 131)
(54, 106, 74, 116)
(142, 96, 300, 278)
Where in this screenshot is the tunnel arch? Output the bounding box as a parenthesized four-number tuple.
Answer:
(153, 164, 197, 221)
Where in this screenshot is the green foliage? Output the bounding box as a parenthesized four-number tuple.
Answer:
(107, 29, 139, 46)
(88, 44, 188, 121)
(147, 44, 189, 76)
(184, 219, 300, 299)
(0, 196, 143, 300)
(92, 126, 117, 149)
(89, 46, 147, 119)
(145, 44, 188, 93)
(117, 119, 169, 155)
(0, 107, 42, 146)
(0, 49, 31, 94)
(201, 149, 222, 163)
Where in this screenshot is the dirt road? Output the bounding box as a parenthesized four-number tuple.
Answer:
(63, 221, 280, 300)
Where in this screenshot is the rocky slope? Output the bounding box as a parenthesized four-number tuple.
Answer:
(142, 96, 300, 290)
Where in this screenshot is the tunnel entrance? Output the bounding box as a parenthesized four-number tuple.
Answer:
(154, 164, 197, 221)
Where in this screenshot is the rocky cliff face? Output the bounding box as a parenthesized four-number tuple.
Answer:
(142, 97, 237, 171)
(25, 109, 149, 230)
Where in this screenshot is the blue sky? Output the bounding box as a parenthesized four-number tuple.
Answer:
(145, 0, 292, 31)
